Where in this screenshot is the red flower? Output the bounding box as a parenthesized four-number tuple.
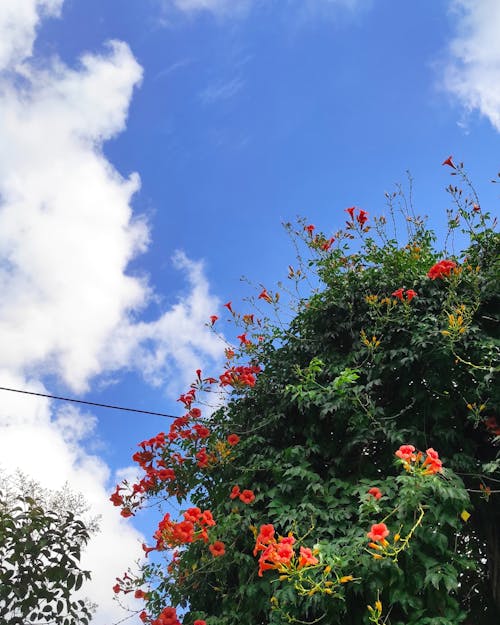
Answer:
(224, 301, 233, 313)
(304, 224, 315, 235)
(209, 541, 225, 557)
(298, 546, 319, 568)
(395, 444, 416, 460)
(135, 589, 147, 599)
(200, 510, 216, 527)
(406, 289, 417, 302)
(139, 612, 148, 623)
(239, 489, 255, 504)
(422, 448, 443, 474)
(367, 522, 389, 542)
(276, 542, 294, 562)
(157, 468, 176, 481)
(196, 447, 209, 468)
(209, 315, 218, 324)
(321, 237, 335, 251)
(183, 507, 201, 523)
(227, 433, 240, 446)
(258, 288, 273, 303)
(121, 507, 133, 518)
(237, 333, 251, 345)
(442, 155, 456, 169)
(345, 206, 356, 219)
(392, 288, 404, 300)
(473, 203, 480, 212)
(258, 524, 275, 542)
(113, 583, 121, 593)
(194, 621, 207, 625)
(193, 424, 210, 439)
(110, 488, 124, 507)
(230, 485, 241, 499)
(425, 447, 439, 461)
(190, 407, 202, 418)
(142, 543, 155, 555)
(357, 209, 369, 226)
(427, 259, 457, 279)
(368, 487, 382, 500)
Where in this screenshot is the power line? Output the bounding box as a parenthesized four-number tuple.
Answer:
(0, 386, 178, 419)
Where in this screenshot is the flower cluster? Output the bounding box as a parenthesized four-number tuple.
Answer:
(230, 485, 255, 504)
(253, 524, 318, 578)
(391, 288, 417, 302)
(150, 507, 216, 552)
(219, 364, 261, 388)
(303, 224, 336, 251)
(427, 259, 457, 280)
(395, 445, 443, 475)
(345, 206, 369, 227)
(365, 446, 445, 561)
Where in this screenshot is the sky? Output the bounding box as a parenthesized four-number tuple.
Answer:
(0, 0, 499, 623)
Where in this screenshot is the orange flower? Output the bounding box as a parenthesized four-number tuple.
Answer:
(357, 209, 369, 226)
(395, 444, 416, 460)
(258, 288, 273, 303)
(239, 489, 255, 504)
(298, 546, 319, 568)
(209, 541, 225, 557)
(406, 289, 417, 302)
(442, 155, 456, 169)
(230, 485, 241, 499)
(183, 507, 201, 523)
(427, 259, 457, 279)
(367, 523, 389, 542)
(367, 487, 382, 500)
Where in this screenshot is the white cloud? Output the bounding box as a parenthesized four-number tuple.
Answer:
(0, 0, 63, 71)
(443, 0, 500, 131)
(0, 39, 146, 393)
(106, 251, 223, 395)
(0, 3, 225, 624)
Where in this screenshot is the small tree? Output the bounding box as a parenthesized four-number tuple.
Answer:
(0, 472, 96, 624)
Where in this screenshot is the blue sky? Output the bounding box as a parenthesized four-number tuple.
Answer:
(0, 1, 499, 622)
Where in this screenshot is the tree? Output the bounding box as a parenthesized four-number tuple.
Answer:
(113, 160, 499, 625)
(0, 472, 96, 624)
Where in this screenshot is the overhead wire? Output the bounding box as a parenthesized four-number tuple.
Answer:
(0, 386, 178, 419)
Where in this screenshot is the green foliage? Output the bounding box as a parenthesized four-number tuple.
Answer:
(0, 474, 95, 624)
(129, 166, 499, 625)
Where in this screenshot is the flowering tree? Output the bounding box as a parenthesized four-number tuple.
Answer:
(0, 472, 95, 624)
(113, 159, 499, 625)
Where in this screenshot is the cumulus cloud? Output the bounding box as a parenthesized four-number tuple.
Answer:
(0, 3, 224, 623)
(0, 0, 63, 71)
(0, 40, 146, 392)
(106, 251, 223, 394)
(443, 0, 500, 131)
